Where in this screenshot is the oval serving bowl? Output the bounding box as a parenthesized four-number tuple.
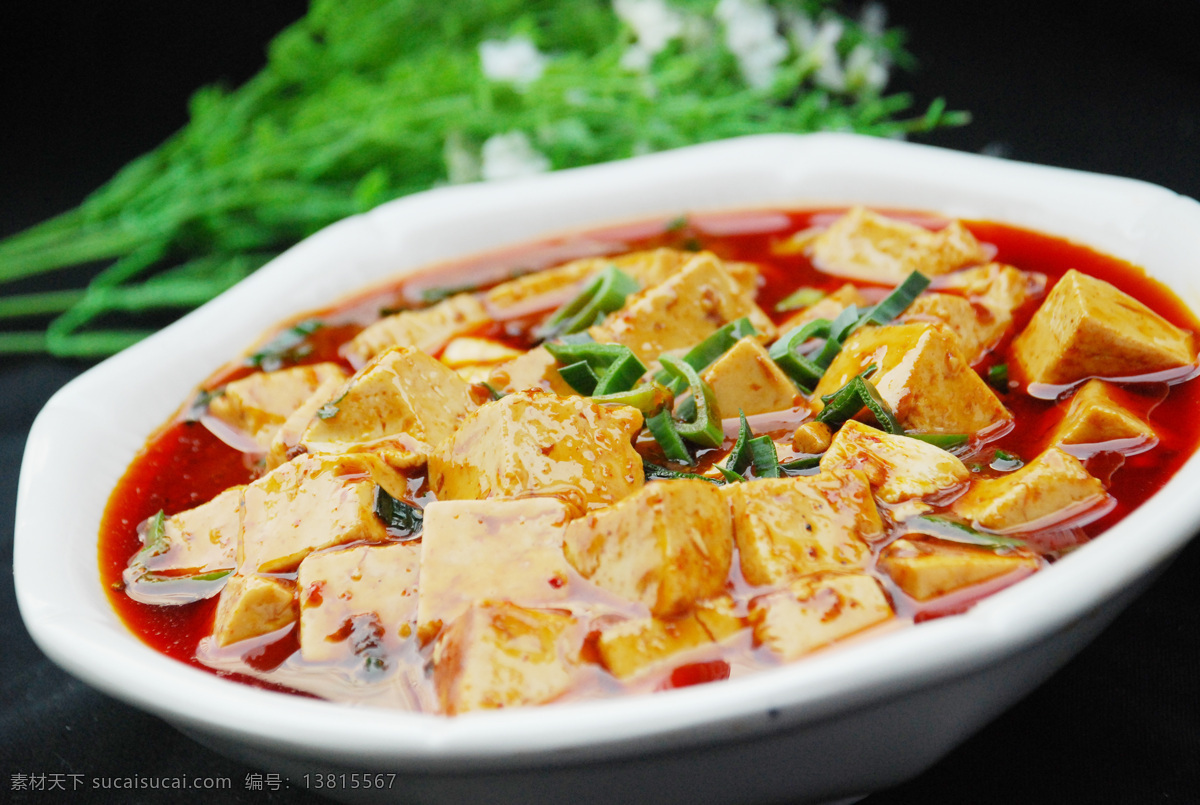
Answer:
(15, 133, 1200, 805)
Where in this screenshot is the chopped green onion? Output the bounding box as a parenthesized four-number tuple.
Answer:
(768, 318, 831, 390)
(316, 391, 347, 420)
(990, 450, 1024, 472)
(545, 342, 648, 396)
(780, 455, 822, 474)
(747, 436, 781, 478)
(142, 510, 167, 555)
(591, 382, 670, 415)
(775, 287, 827, 312)
(248, 319, 323, 371)
(557, 360, 600, 395)
(373, 488, 423, 540)
(716, 466, 748, 483)
(592, 350, 647, 395)
(726, 412, 754, 475)
(643, 461, 721, 484)
(655, 317, 758, 393)
(539, 266, 639, 340)
(859, 270, 931, 326)
(646, 409, 693, 465)
(658, 354, 724, 449)
(479, 381, 506, 401)
(816, 370, 902, 434)
(912, 515, 1029, 550)
(907, 433, 969, 450)
(812, 304, 863, 369)
(987, 363, 1009, 393)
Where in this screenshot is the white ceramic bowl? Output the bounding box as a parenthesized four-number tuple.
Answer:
(15, 133, 1200, 804)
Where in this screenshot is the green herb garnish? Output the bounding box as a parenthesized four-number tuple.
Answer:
(816, 366, 901, 434)
(987, 363, 1009, 393)
(913, 515, 1029, 550)
(247, 319, 323, 371)
(643, 461, 720, 484)
(646, 409, 693, 465)
(990, 449, 1024, 472)
(775, 287, 826, 312)
(373, 488, 423, 540)
(658, 354, 724, 449)
(907, 433, 970, 451)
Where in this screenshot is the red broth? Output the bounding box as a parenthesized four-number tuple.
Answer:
(99, 209, 1200, 704)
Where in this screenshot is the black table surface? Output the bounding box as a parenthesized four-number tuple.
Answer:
(3, 2, 1198, 802)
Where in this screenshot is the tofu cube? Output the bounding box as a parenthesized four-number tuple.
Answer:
(813, 322, 1012, 435)
(590, 253, 776, 364)
(1052, 379, 1157, 449)
(749, 572, 893, 661)
(428, 389, 644, 512)
(345, 293, 490, 366)
(416, 497, 574, 642)
(596, 597, 745, 680)
(297, 542, 421, 664)
(879, 537, 1039, 601)
(934, 262, 1044, 317)
(440, 337, 523, 367)
(301, 346, 476, 463)
(238, 453, 392, 574)
(724, 471, 882, 586)
(484, 248, 760, 315)
(899, 292, 1007, 364)
(819, 420, 970, 503)
(206, 363, 347, 452)
(779, 283, 869, 333)
(809, 207, 987, 284)
(432, 601, 581, 714)
(701, 337, 804, 416)
(211, 574, 297, 647)
(953, 447, 1112, 532)
(488, 345, 577, 396)
(265, 374, 349, 470)
(133, 485, 243, 579)
(1012, 269, 1195, 386)
(563, 479, 733, 618)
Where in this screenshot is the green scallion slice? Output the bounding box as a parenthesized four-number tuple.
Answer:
(726, 412, 754, 475)
(591, 382, 670, 415)
(646, 409, 693, 465)
(643, 461, 721, 484)
(656, 317, 758, 393)
(987, 363, 1009, 393)
(775, 287, 827, 312)
(990, 449, 1024, 472)
(913, 515, 1028, 550)
(716, 465, 748, 483)
(539, 266, 639, 339)
(816, 370, 902, 434)
(859, 270, 931, 326)
(812, 304, 863, 369)
(592, 349, 648, 395)
(747, 435, 781, 478)
(768, 318, 831, 390)
(907, 433, 970, 450)
(659, 354, 724, 448)
(780, 455, 822, 474)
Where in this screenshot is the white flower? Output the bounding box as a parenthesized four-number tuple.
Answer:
(443, 132, 481, 185)
(479, 36, 548, 88)
(615, 0, 684, 54)
(480, 132, 551, 182)
(844, 43, 888, 96)
(859, 2, 887, 38)
(715, 0, 790, 90)
(791, 15, 846, 92)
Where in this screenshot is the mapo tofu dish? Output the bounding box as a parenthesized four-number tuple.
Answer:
(101, 207, 1200, 714)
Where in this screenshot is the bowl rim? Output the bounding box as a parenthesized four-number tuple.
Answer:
(15, 132, 1200, 770)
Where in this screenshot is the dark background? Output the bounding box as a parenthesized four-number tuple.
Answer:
(2, 1, 1198, 802)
